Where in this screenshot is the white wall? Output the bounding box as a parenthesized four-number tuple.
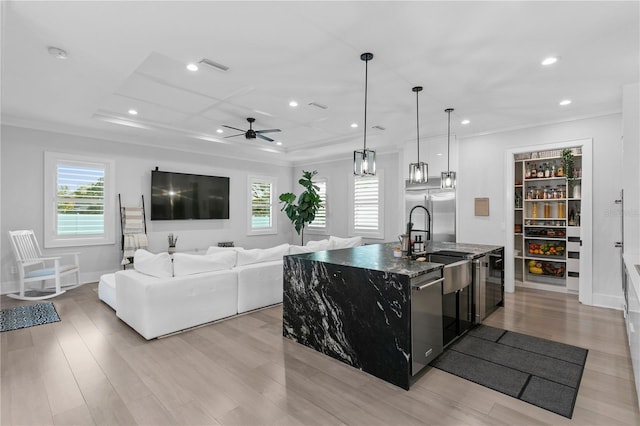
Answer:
(292, 152, 401, 245)
(457, 114, 624, 309)
(0, 125, 293, 292)
(623, 83, 640, 256)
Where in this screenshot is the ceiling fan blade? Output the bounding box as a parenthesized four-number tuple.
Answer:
(222, 125, 246, 132)
(255, 129, 281, 134)
(257, 134, 275, 142)
(224, 133, 246, 138)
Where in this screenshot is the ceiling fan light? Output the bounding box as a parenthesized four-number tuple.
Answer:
(354, 149, 376, 176)
(441, 171, 456, 189)
(409, 162, 428, 184)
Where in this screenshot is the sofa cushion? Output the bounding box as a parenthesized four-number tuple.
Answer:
(305, 239, 331, 251)
(329, 235, 363, 249)
(289, 244, 315, 255)
(173, 251, 237, 276)
(133, 249, 173, 278)
(205, 246, 244, 255)
(236, 243, 290, 266)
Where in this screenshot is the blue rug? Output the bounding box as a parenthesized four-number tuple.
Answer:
(0, 302, 60, 332)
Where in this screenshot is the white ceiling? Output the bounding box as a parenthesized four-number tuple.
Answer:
(2, 1, 638, 164)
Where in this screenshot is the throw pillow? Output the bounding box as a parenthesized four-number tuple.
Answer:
(236, 243, 290, 266)
(173, 251, 236, 276)
(133, 249, 173, 278)
(329, 235, 363, 250)
(305, 239, 331, 251)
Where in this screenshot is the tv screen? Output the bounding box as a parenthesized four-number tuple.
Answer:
(151, 171, 230, 220)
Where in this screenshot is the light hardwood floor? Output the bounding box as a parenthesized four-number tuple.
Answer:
(1, 284, 639, 425)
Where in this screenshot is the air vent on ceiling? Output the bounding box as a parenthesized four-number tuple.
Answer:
(308, 102, 328, 110)
(198, 58, 229, 72)
(372, 125, 386, 131)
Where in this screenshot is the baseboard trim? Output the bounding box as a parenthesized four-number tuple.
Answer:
(591, 293, 624, 311)
(0, 270, 113, 295)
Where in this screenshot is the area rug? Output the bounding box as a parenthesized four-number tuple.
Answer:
(0, 302, 60, 332)
(431, 325, 588, 418)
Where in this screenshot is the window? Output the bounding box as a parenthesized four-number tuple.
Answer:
(349, 170, 384, 239)
(307, 178, 327, 233)
(44, 152, 115, 247)
(248, 176, 277, 235)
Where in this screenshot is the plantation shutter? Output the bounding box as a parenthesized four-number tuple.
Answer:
(251, 180, 273, 229)
(353, 176, 379, 232)
(309, 179, 327, 229)
(56, 162, 105, 235)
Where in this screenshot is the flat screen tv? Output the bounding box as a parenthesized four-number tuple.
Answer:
(151, 170, 230, 220)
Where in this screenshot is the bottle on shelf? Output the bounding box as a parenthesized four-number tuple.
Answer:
(568, 208, 576, 226)
(551, 162, 556, 177)
(537, 164, 544, 178)
(544, 163, 550, 178)
(531, 203, 539, 218)
(544, 202, 551, 218)
(558, 201, 566, 218)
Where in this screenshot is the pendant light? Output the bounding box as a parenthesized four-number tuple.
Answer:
(441, 108, 456, 189)
(409, 86, 427, 184)
(354, 52, 376, 176)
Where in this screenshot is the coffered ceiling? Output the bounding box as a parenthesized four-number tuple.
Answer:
(2, 1, 638, 164)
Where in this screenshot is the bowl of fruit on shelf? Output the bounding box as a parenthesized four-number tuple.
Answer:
(528, 260, 565, 277)
(528, 241, 565, 257)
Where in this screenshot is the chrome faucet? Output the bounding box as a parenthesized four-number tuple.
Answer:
(407, 205, 432, 258)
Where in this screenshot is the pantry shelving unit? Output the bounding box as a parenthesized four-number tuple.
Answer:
(513, 148, 582, 293)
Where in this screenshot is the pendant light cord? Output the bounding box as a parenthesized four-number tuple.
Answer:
(416, 90, 420, 162)
(446, 108, 453, 172)
(363, 57, 369, 151)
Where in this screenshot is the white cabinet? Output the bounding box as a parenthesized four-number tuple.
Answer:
(513, 148, 582, 293)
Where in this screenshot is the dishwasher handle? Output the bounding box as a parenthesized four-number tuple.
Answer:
(414, 277, 445, 291)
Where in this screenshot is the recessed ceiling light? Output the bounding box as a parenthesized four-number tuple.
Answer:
(276, 141, 283, 146)
(350, 123, 358, 128)
(216, 129, 223, 133)
(541, 56, 558, 66)
(436, 153, 443, 156)
(47, 46, 68, 60)
(289, 101, 298, 107)
(559, 99, 572, 106)
(128, 109, 138, 115)
(186, 63, 199, 71)
(461, 119, 470, 125)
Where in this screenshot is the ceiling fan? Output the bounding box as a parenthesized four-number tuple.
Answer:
(222, 117, 281, 142)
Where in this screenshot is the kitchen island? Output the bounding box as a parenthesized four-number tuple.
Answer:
(283, 242, 503, 389)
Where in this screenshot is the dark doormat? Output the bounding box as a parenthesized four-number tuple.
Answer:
(0, 302, 60, 332)
(431, 325, 588, 418)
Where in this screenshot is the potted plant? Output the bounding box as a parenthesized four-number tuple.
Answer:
(561, 148, 577, 197)
(279, 170, 323, 245)
(167, 233, 178, 254)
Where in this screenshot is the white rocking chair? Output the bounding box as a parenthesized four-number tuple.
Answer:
(8, 230, 81, 300)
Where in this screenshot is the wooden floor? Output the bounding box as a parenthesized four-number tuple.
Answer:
(1, 284, 639, 426)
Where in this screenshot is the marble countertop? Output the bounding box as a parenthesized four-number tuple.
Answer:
(288, 243, 443, 278)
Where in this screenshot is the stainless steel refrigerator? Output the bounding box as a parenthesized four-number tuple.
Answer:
(405, 178, 456, 242)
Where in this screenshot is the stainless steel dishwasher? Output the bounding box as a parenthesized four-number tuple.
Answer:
(411, 270, 444, 376)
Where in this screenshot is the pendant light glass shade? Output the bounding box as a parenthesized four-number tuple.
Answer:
(409, 86, 428, 184)
(354, 53, 376, 176)
(354, 149, 376, 175)
(441, 108, 456, 189)
(441, 171, 456, 189)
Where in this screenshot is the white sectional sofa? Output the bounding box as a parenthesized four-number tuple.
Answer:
(99, 235, 362, 339)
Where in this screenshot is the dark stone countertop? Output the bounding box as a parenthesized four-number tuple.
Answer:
(286, 243, 443, 278)
(422, 241, 504, 259)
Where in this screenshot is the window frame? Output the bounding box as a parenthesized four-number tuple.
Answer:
(44, 152, 116, 248)
(306, 176, 329, 235)
(348, 169, 385, 239)
(247, 175, 278, 236)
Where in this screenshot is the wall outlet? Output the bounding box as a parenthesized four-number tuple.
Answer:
(10, 265, 17, 275)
